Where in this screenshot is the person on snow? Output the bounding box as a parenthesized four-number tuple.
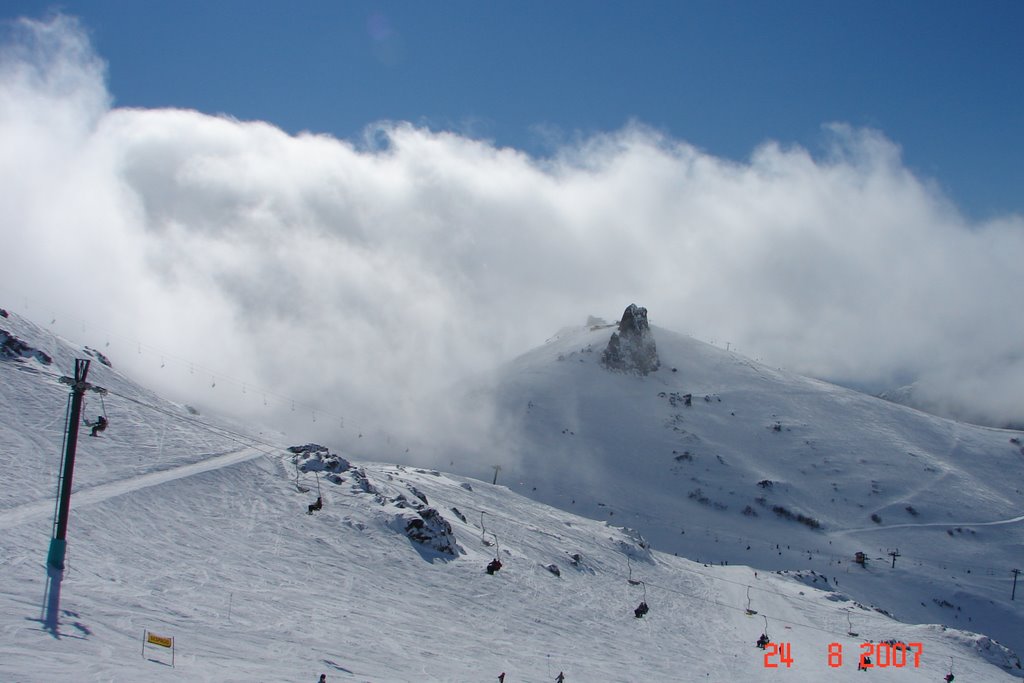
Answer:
(944, 674, 955, 682)
(318, 675, 327, 683)
(556, 672, 565, 682)
(89, 415, 107, 437)
(307, 497, 323, 514)
(634, 601, 649, 618)
(756, 633, 769, 649)
(498, 674, 505, 682)
(486, 558, 502, 575)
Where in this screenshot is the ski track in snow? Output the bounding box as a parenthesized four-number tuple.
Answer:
(835, 514, 1024, 536)
(0, 446, 264, 531)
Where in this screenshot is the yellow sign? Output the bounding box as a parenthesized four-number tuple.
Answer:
(146, 632, 173, 649)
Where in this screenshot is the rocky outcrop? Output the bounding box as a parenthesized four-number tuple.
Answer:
(0, 328, 53, 365)
(393, 506, 459, 556)
(346, 467, 462, 558)
(290, 443, 352, 480)
(600, 304, 660, 375)
(83, 346, 112, 368)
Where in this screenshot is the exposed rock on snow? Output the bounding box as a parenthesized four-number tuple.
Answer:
(964, 633, 1023, 672)
(289, 443, 352, 479)
(288, 443, 330, 456)
(347, 466, 461, 556)
(82, 345, 112, 367)
(393, 506, 460, 556)
(600, 304, 660, 375)
(350, 467, 379, 495)
(0, 328, 53, 365)
(615, 527, 653, 563)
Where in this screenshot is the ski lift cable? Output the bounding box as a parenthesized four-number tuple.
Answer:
(24, 416, 960, 672)
(438, 499, 918, 643)
(449, 498, 893, 622)
(453, 498, 907, 624)
(450, 493, 983, 663)
(54, 374, 368, 481)
(103, 390, 291, 464)
(11, 359, 363, 480)
(657, 561, 915, 624)
(0, 372, 984, 654)
(293, 461, 311, 493)
(4, 299, 1019, 572)
(638, 573, 979, 668)
(5, 356, 1014, 574)
(1, 306, 357, 442)
(408, 491, 1011, 632)
(646, 575, 868, 642)
(4, 370, 1007, 654)
(600, 496, 1013, 573)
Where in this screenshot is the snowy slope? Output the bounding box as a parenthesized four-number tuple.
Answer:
(1, 308, 1021, 681)
(0, 311, 274, 513)
(446, 319, 1024, 660)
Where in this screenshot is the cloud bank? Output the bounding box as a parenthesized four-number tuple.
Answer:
(3, 16, 1024, 458)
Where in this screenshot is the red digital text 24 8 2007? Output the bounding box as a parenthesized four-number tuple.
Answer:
(763, 641, 923, 669)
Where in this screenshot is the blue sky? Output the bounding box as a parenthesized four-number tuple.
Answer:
(5, 0, 1022, 219)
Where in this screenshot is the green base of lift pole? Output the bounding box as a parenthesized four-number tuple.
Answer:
(47, 538, 67, 571)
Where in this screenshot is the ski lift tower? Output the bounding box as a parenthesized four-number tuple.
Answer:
(47, 358, 106, 571)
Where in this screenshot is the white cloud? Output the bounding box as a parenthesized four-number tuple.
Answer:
(3, 15, 1024, 459)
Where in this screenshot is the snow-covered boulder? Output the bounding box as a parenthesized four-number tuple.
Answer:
(289, 443, 351, 476)
(391, 506, 460, 557)
(0, 328, 53, 365)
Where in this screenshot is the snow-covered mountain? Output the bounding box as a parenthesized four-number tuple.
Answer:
(446, 306, 1024, 660)
(1, 306, 1021, 681)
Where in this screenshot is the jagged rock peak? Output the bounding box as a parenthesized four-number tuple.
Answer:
(600, 304, 660, 375)
(618, 303, 650, 336)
